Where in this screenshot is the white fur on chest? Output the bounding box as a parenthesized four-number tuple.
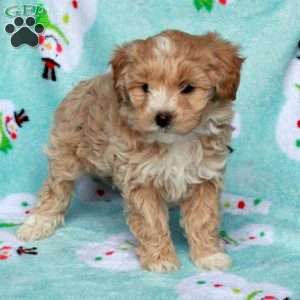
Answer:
(135, 134, 208, 202)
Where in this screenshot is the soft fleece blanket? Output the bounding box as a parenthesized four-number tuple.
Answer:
(1, 0, 300, 299)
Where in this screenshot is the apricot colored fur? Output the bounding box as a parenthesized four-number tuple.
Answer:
(17, 30, 243, 272)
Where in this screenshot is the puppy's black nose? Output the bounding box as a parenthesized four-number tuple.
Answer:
(155, 112, 172, 128)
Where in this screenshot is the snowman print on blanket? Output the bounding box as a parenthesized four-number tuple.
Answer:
(38, 29, 64, 81)
(0, 100, 29, 153)
(36, 0, 98, 81)
(36, 6, 68, 81)
(77, 233, 140, 271)
(276, 40, 300, 161)
(176, 272, 292, 300)
(221, 193, 270, 215)
(220, 224, 274, 251)
(0, 193, 36, 225)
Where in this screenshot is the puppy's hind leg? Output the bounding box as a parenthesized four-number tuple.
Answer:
(17, 151, 82, 242)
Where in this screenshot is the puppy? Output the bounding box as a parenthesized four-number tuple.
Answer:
(17, 30, 243, 272)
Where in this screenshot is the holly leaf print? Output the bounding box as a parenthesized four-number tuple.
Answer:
(194, 0, 214, 11)
(295, 83, 300, 91)
(0, 223, 18, 228)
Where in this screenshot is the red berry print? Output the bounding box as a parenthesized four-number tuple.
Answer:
(237, 200, 246, 209)
(105, 251, 114, 256)
(262, 296, 277, 300)
(5, 116, 12, 123)
(0, 246, 12, 251)
(213, 283, 223, 288)
(39, 35, 45, 44)
(297, 120, 300, 128)
(72, 0, 78, 9)
(56, 43, 63, 53)
(219, 0, 227, 5)
(0, 255, 9, 260)
(249, 236, 256, 240)
(96, 189, 105, 197)
(25, 210, 31, 215)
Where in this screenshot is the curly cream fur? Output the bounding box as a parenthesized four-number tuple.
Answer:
(17, 30, 243, 272)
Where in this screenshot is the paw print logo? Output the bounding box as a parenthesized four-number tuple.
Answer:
(5, 16, 44, 48)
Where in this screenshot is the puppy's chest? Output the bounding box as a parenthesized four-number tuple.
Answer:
(135, 137, 212, 202)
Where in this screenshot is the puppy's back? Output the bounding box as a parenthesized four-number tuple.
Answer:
(46, 72, 118, 164)
(54, 73, 116, 126)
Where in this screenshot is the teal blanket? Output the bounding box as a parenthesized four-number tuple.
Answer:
(1, 0, 300, 299)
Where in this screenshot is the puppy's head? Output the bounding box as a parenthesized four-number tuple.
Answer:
(111, 30, 244, 143)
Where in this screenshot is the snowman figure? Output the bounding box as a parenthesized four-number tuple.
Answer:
(0, 193, 36, 224)
(276, 41, 300, 161)
(39, 30, 64, 81)
(77, 233, 140, 271)
(0, 101, 29, 153)
(36, 5, 68, 81)
(176, 272, 292, 300)
(36, 0, 98, 81)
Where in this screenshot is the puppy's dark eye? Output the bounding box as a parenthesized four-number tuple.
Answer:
(181, 84, 195, 94)
(142, 83, 149, 93)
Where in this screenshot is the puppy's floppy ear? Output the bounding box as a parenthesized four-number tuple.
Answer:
(204, 33, 244, 101)
(110, 39, 143, 88)
(110, 45, 129, 88)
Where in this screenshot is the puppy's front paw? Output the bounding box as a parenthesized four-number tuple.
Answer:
(194, 252, 231, 271)
(139, 248, 180, 272)
(16, 214, 63, 241)
(143, 255, 180, 272)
